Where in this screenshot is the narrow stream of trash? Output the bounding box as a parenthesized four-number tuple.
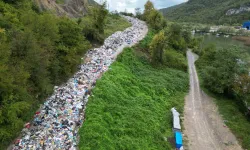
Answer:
(11, 16, 147, 150)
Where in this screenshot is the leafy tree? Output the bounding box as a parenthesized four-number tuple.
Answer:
(148, 9, 165, 30)
(143, 1, 165, 31)
(81, 2, 108, 43)
(201, 46, 247, 94)
(149, 31, 166, 64)
(135, 8, 142, 19)
(165, 24, 187, 51)
(143, 0, 154, 22)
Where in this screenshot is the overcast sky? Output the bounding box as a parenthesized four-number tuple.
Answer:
(94, 0, 188, 13)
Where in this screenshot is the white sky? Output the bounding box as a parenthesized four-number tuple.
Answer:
(94, 0, 188, 13)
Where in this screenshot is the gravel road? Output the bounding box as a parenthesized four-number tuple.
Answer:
(183, 50, 242, 150)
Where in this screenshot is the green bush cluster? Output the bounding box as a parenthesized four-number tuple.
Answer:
(196, 42, 249, 97)
(79, 46, 189, 150)
(146, 24, 191, 71)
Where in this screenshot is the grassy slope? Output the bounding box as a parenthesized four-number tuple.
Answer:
(79, 43, 189, 149)
(160, 0, 250, 25)
(104, 15, 131, 38)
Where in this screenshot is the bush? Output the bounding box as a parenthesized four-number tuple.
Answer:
(149, 30, 166, 64)
(81, 3, 108, 43)
(165, 24, 187, 52)
(138, 30, 155, 52)
(164, 48, 187, 72)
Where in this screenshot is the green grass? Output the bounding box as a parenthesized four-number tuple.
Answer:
(104, 15, 131, 38)
(78, 46, 189, 149)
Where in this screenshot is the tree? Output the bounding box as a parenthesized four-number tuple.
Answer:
(165, 24, 187, 51)
(81, 2, 108, 43)
(135, 8, 142, 19)
(148, 9, 165, 30)
(143, 0, 154, 22)
(149, 31, 166, 64)
(143, 1, 165, 30)
(201, 47, 247, 94)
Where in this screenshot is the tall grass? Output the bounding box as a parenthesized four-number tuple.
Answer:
(78, 46, 189, 149)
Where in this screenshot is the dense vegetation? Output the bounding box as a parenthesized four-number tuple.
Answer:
(79, 40, 189, 150)
(143, 1, 166, 31)
(195, 35, 250, 149)
(141, 1, 195, 69)
(160, 0, 250, 25)
(0, 0, 130, 148)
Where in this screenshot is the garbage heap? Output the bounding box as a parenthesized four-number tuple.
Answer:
(12, 16, 147, 150)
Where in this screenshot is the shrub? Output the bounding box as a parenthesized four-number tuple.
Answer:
(164, 48, 187, 72)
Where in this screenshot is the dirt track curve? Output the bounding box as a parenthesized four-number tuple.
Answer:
(183, 50, 242, 150)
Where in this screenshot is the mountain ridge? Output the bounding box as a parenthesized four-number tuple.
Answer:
(159, 0, 250, 25)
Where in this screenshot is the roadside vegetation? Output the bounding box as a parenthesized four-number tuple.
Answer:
(0, 0, 130, 149)
(195, 35, 250, 149)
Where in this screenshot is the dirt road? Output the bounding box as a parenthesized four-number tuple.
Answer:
(183, 50, 242, 150)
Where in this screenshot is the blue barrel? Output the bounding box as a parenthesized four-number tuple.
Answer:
(175, 131, 183, 149)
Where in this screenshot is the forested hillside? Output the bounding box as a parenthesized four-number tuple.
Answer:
(160, 0, 250, 25)
(0, 0, 130, 148)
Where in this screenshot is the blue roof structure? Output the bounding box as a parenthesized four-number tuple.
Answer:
(243, 21, 250, 30)
(175, 131, 183, 148)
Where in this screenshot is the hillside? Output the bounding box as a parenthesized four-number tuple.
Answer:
(35, 0, 98, 17)
(160, 0, 250, 25)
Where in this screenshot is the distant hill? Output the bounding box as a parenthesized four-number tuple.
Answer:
(159, 0, 250, 25)
(35, 0, 98, 17)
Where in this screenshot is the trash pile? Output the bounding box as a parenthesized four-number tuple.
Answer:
(12, 16, 147, 150)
